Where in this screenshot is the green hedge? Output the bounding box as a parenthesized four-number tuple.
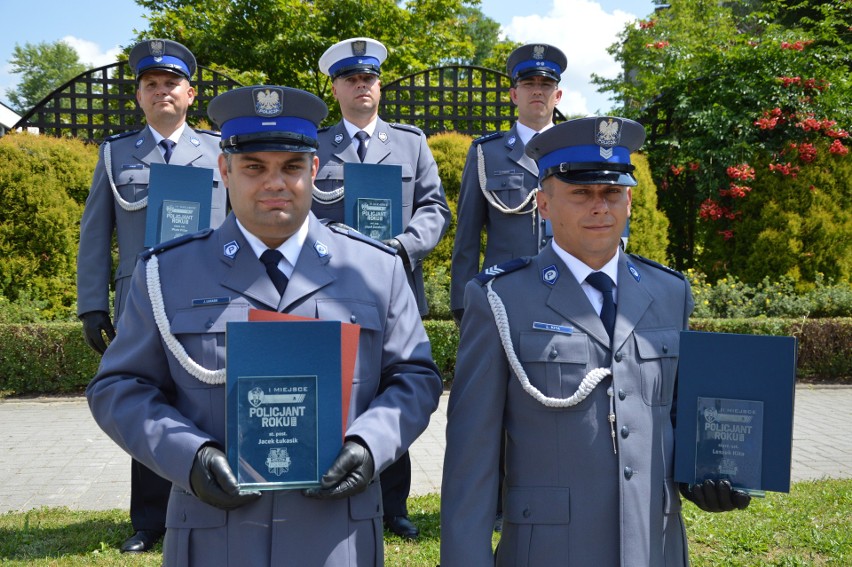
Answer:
(1, 318, 849, 397)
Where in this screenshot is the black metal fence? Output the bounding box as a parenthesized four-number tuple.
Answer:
(381, 65, 565, 137)
(13, 62, 242, 143)
(15, 63, 564, 141)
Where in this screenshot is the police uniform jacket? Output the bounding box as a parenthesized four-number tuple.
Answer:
(450, 124, 543, 312)
(76, 125, 225, 319)
(86, 213, 443, 567)
(441, 245, 694, 567)
(313, 118, 450, 315)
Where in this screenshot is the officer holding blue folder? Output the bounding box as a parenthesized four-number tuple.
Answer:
(441, 116, 749, 566)
(76, 38, 226, 554)
(86, 85, 442, 566)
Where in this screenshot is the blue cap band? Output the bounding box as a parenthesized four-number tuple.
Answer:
(512, 59, 561, 80)
(220, 116, 318, 141)
(136, 55, 191, 78)
(329, 56, 381, 77)
(538, 145, 631, 174)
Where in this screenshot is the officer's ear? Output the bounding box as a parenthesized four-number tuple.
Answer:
(536, 181, 552, 220)
(218, 153, 231, 186)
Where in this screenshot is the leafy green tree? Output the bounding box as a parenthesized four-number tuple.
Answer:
(135, 0, 496, 123)
(627, 153, 670, 263)
(594, 0, 852, 281)
(5, 40, 87, 113)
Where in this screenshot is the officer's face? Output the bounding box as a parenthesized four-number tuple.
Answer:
(220, 151, 319, 249)
(510, 77, 562, 127)
(332, 73, 381, 117)
(537, 179, 631, 269)
(136, 70, 195, 127)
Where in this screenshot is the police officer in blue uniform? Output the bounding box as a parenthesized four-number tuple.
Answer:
(441, 117, 750, 566)
(86, 84, 442, 566)
(76, 39, 226, 553)
(313, 37, 450, 539)
(450, 43, 566, 325)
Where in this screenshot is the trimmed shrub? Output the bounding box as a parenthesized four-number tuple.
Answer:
(0, 132, 98, 320)
(424, 131, 473, 319)
(628, 153, 670, 262)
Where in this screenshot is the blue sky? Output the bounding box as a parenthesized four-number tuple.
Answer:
(1, 0, 660, 116)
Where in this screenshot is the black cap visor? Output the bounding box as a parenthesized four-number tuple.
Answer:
(221, 131, 318, 154)
(544, 162, 637, 186)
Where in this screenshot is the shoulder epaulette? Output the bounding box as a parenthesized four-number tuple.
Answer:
(473, 131, 504, 145)
(318, 125, 331, 133)
(192, 128, 220, 137)
(103, 129, 141, 144)
(628, 254, 685, 280)
(321, 220, 396, 255)
(140, 228, 215, 261)
(474, 257, 531, 285)
(389, 123, 423, 135)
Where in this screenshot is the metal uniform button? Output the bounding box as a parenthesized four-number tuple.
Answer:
(624, 466, 634, 480)
(614, 351, 623, 363)
(523, 508, 531, 518)
(350, 315, 357, 324)
(621, 426, 629, 438)
(205, 318, 214, 329)
(662, 344, 669, 353)
(549, 348, 558, 359)
(618, 389, 626, 400)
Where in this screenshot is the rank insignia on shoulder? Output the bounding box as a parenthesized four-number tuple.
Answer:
(628, 254, 685, 280)
(474, 257, 531, 285)
(321, 220, 395, 254)
(141, 228, 214, 260)
(473, 131, 503, 145)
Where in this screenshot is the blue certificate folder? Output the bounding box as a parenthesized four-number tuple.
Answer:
(144, 163, 214, 247)
(343, 162, 403, 237)
(226, 321, 343, 491)
(674, 331, 797, 493)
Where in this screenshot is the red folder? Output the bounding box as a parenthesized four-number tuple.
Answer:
(247, 309, 358, 435)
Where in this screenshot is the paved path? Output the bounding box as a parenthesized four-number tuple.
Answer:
(1, 385, 850, 514)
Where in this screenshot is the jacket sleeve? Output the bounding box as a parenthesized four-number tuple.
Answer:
(441, 279, 507, 566)
(449, 143, 485, 312)
(76, 143, 116, 316)
(393, 132, 451, 266)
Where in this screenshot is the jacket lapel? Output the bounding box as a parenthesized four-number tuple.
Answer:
(366, 118, 392, 164)
(536, 248, 610, 347)
(331, 122, 359, 163)
(280, 215, 335, 311)
(169, 128, 206, 166)
(613, 251, 653, 352)
(215, 216, 281, 310)
(507, 124, 538, 177)
(132, 126, 163, 166)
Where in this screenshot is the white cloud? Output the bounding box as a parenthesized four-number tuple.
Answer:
(502, 0, 637, 116)
(60, 36, 122, 68)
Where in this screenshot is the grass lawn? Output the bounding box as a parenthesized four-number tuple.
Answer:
(1, 479, 849, 565)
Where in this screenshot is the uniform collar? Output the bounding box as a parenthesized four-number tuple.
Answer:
(234, 216, 309, 279)
(148, 123, 187, 146)
(342, 117, 378, 140)
(515, 121, 553, 146)
(550, 240, 619, 295)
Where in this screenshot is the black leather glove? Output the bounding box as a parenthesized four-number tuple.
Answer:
(679, 479, 751, 512)
(190, 445, 261, 510)
(80, 310, 115, 355)
(303, 439, 374, 500)
(382, 238, 411, 269)
(452, 309, 464, 327)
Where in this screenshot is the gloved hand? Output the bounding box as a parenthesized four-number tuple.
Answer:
(80, 310, 115, 355)
(382, 238, 411, 269)
(303, 439, 374, 500)
(679, 479, 751, 512)
(190, 445, 261, 510)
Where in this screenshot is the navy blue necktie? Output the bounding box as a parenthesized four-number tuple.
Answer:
(354, 130, 369, 162)
(159, 139, 176, 163)
(260, 249, 288, 296)
(586, 271, 616, 342)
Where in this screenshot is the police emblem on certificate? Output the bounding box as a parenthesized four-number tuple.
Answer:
(226, 320, 344, 491)
(356, 197, 392, 241)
